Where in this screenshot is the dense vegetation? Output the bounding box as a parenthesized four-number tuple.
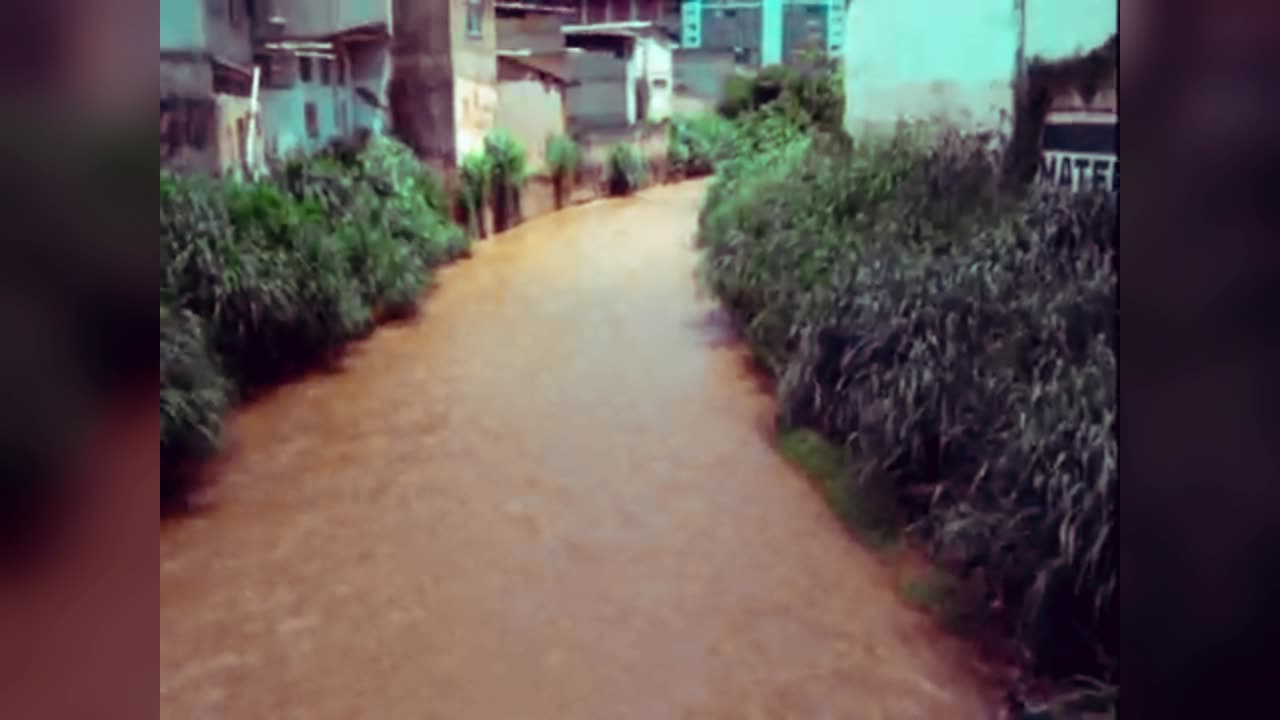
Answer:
(160, 136, 467, 506)
(545, 134, 581, 209)
(695, 61, 1117, 716)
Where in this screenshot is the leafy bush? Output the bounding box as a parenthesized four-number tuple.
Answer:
(160, 305, 229, 501)
(667, 114, 736, 178)
(485, 129, 527, 231)
(605, 143, 647, 196)
(545, 134, 581, 208)
(458, 150, 491, 238)
(160, 135, 466, 505)
(698, 128, 1117, 685)
(717, 53, 844, 133)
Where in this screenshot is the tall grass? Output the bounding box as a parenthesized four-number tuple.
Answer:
(605, 143, 647, 196)
(485, 129, 527, 232)
(698, 126, 1117, 689)
(545, 134, 581, 208)
(458, 150, 491, 238)
(160, 136, 466, 502)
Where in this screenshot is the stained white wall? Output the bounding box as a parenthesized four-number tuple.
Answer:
(637, 36, 674, 123)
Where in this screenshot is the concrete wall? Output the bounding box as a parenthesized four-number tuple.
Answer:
(842, 0, 1118, 137)
(1025, 0, 1117, 63)
(349, 41, 393, 133)
(267, 0, 394, 38)
(673, 49, 735, 101)
(566, 51, 631, 130)
(204, 0, 253, 66)
(782, 3, 828, 60)
(636, 36, 674, 122)
(259, 79, 350, 160)
(496, 13, 565, 52)
(160, 96, 218, 173)
(496, 60, 566, 170)
(160, 57, 214, 97)
(452, 0, 499, 161)
(213, 94, 267, 178)
(390, 0, 459, 165)
(160, 0, 206, 50)
(843, 0, 1019, 135)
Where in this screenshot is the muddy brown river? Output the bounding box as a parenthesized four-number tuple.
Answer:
(160, 180, 993, 719)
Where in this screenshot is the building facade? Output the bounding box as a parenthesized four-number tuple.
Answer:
(160, 0, 264, 177)
(252, 0, 395, 163)
(389, 0, 500, 169)
(675, 0, 844, 66)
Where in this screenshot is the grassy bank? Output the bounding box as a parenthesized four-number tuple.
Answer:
(161, 136, 468, 507)
(693, 59, 1117, 716)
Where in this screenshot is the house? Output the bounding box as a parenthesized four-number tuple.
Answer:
(251, 0, 395, 164)
(160, 0, 265, 177)
(493, 3, 578, 168)
(562, 21, 676, 130)
(390, 0, 499, 169)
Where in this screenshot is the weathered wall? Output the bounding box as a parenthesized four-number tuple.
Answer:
(160, 57, 214, 98)
(496, 60, 566, 170)
(267, 0, 394, 38)
(843, 0, 1019, 135)
(452, 0, 499, 161)
(204, 0, 253, 66)
(1025, 0, 1117, 63)
(390, 0, 458, 164)
(782, 3, 828, 60)
(636, 36, 674, 122)
(349, 41, 393, 133)
(160, 0, 206, 50)
(160, 94, 264, 178)
(213, 94, 267, 178)
(843, 0, 1118, 137)
(673, 49, 735, 101)
(160, 96, 218, 173)
(496, 13, 564, 52)
(565, 51, 630, 130)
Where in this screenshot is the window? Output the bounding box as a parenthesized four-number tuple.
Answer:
(305, 102, 319, 138)
(299, 56, 313, 83)
(466, 0, 483, 39)
(320, 58, 332, 85)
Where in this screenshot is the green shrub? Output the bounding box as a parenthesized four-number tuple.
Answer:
(485, 129, 527, 232)
(717, 53, 844, 133)
(667, 114, 736, 178)
(545, 133, 581, 208)
(458, 150, 491, 238)
(605, 143, 647, 196)
(160, 305, 230, 501)
(698, 128, 1117, 684)
(160, 134, 467, 505)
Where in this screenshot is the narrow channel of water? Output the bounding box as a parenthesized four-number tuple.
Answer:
(160, 180, 992, 719)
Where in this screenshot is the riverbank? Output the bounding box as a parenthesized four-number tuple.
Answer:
(161, 180, 995, 719)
